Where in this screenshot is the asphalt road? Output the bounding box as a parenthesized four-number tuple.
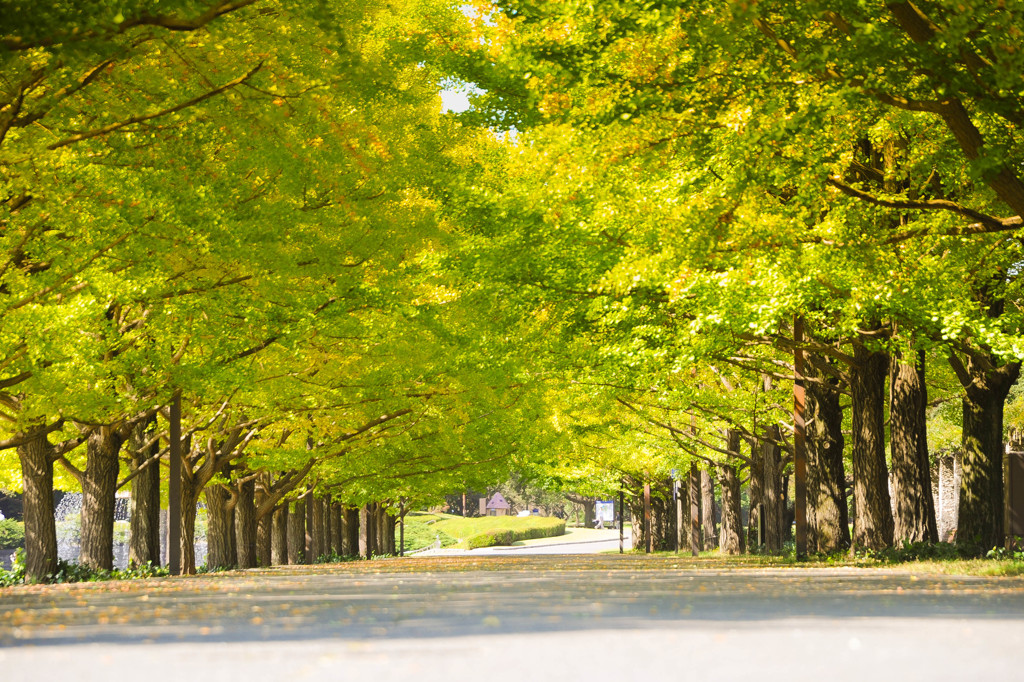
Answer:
(414, 526, 632, 556)
(2, 555, 1022, 681)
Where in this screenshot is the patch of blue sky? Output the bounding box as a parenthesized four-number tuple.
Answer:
(440, 79, 485, 113)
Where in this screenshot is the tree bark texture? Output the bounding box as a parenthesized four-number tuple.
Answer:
(78, 426, 125, 570)
(320, 497, 332, 557)
(383, 511, 396, 555)
(805, 362, 851, 553)
(311, 495, 326, 561)
(235, 479, 257, 568)
(204, 484, 235, 570)
(128, 420, 161, 567)
(304, 493, 313, 563)
(180, 486, 199, 575)
(762, 426, 785, 552)
(271, 504, 288, 565)
(287, 499, 305, 565)
(256, 514, 272, 567)
(717, 456, 744, 555)
(746, 437, 763, 551)
(377, 504, 390, 555)
(254, 477, 272, 567)
(688, 464, 701, 554)
(344, 506, 359, 556)
(18, 431, 58, 582)
(361, 503, 376, 559)
(331, 503, 343, 556)
(701, 469, 717, 551)
(322, 498, 333, 557)
(890, 349, 938, 544)
(851, 335, 895, 550)
(957, 357, 1020, 552)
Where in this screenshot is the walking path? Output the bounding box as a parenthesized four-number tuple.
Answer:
(2, 555, 1022, 681)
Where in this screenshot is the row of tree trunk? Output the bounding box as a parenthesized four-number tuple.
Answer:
(13, 411, 395, 582)
(630, 336, 1019, 556)
(203, 492, 394, 571)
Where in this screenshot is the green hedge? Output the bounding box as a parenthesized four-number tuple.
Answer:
(0, 519, 25, 549)
(464, 518, 566, 549)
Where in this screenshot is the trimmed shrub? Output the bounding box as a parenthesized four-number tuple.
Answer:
(0, 519, 24, 549)
(464, 518, 566, 549)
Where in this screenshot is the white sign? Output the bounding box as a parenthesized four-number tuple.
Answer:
(595, 500, 616, 523)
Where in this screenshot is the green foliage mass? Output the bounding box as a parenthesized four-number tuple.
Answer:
(0, 519, 24, 549)
(2, 0, 1024, 573)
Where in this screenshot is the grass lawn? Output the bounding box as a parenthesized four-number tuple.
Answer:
(609, 548, 1024, 577)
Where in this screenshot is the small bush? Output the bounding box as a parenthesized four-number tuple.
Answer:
(0, 519, 25, 549)
(986, 545, 1024, 561)
(0, 548, 26, 587)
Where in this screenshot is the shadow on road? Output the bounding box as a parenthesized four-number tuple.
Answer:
(3, 554, 1023, 648)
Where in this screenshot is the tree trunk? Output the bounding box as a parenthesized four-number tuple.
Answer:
(128, 420, 161, 567)
(18, 431, 58, 582)
(377, 504, 390, 555)
(363, 503, 373, 557)
(235, 479, 257, 568)
(583, 497, 595, 528)
(180, 487, 198, 575)
(370, 503, 380, 558)
(331, 503, 343, 556)
(762, 426, 784, 552)
(957, 357, 1020, 552)
(344, 506, 359, 557)
(78, 426, 124, 570)
(851, 334, 895, 550)
(746, 437, 763, 551)
(304, 493, 313, 563)
(387, 513, 398, 555)
(322, 498, 333, 558)
(311, 494, 325, 561)
(254, 477, 272, 567)
(271, 504, 288, 565)
(321, 497, 332, 557)
(287, 499, 305, 565)
(701, 469, 717, 551)
(256, 513, 272, 567)
(204, 484, 236, 570)
(688, 464, 701, 553)
(628, 480, 673, 552)
(890, 348, 938, 544)
(717, 455, 744, 555)
(806, 361, 851, 553)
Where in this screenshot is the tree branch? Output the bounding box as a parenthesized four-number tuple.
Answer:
(827, 176, 1014, 230)
(47, 62, 263, 150)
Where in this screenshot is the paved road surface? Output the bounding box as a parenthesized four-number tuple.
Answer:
(413, 526, 631, 556)
(2, 555, 1022, 681)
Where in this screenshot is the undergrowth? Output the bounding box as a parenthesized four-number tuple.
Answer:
(0, 549, 168, 586)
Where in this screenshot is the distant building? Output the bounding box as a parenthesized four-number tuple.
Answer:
(486, 492, 510, 516)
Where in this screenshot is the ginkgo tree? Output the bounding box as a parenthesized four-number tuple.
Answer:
(441, 0, 1024, 554)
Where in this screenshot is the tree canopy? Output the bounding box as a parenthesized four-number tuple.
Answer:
(2, 0, 1024, 580)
